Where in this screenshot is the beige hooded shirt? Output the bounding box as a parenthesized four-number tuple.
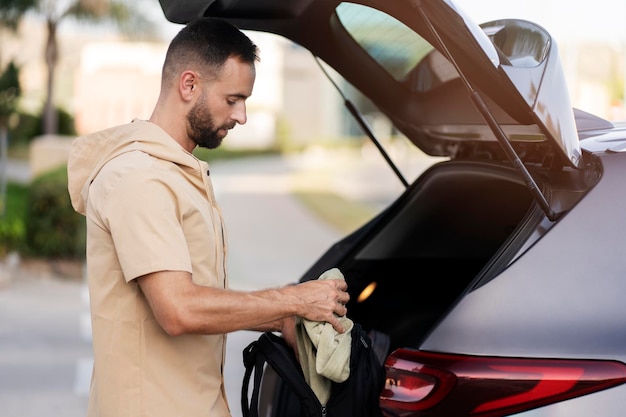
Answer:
(67, 119, 230, 417)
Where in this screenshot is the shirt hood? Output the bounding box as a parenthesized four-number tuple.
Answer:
(68, 118, 205, 215)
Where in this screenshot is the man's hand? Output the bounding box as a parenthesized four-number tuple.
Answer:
(283, 279, 350, 333)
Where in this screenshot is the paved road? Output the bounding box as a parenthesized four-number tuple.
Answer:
(0, 266, 92, 417)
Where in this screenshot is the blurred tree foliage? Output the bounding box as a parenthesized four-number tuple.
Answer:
(0, 60, 21, 124)
(0, 0, 36, 31)
(0, 60, 22, 216)
(0, 0, 157, 135)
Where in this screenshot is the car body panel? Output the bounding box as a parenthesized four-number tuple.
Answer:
(513, 384, 626, 416)
(422, 151, 626, 358)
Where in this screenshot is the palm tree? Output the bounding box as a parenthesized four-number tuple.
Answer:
(37, 0, 156, 134)
(0, 0, 156, 135)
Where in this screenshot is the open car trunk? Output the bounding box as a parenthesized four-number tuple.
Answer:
(155, 5, 595, 351)
(300, 158, 540, 353)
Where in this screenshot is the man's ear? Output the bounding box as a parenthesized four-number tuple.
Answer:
(180, 70, 197, 101)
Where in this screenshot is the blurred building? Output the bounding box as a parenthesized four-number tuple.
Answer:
(73, 41, 164, 135)
(73, 32, 344, 150)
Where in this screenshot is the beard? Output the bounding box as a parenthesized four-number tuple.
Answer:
(186, 92, 232, 149)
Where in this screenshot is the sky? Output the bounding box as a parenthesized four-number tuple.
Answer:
(449, 0, 626, 119)
(453, 0, 626, 44)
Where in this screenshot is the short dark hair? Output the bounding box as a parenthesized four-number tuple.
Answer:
(162, 17, 259, 83)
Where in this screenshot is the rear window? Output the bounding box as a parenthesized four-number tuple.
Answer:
(335, 2, 434, 82)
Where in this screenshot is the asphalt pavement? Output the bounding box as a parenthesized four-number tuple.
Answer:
(0, 148, 429, 417)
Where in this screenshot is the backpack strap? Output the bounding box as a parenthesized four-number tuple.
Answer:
(241, 339, 261, 417)
(242, 332, 323, 417)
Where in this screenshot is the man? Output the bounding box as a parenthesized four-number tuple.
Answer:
(67, 17, 349, 417)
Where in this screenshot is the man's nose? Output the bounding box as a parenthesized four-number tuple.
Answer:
(233, 103, 247, 125)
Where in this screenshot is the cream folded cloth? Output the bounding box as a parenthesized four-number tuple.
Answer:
(294, 268, 354, 404)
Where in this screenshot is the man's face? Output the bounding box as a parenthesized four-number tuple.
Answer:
(186, 57, 256, 149)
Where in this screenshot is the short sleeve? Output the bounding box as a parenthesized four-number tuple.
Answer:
(102, 168, 192, 281)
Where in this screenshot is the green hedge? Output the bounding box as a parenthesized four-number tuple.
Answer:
(0, 181, 27, 256)
(24, 165, 85, 259)
(8, 108, 76, 150)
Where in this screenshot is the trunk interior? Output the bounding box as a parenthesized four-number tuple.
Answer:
(304, 159, 538, 354)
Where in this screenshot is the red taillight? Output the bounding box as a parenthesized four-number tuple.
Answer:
(380, 349, 626, 417)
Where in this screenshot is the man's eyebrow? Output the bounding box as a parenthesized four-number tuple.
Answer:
(229, 93, 250, 100)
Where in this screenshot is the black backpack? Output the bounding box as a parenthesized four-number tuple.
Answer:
(241, 322, 386, 417)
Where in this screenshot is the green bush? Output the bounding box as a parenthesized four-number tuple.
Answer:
(0, 216, 24, 245)
(8, 112, 39, 149)
(0, 182, 28, 256)
(8, 107, 76, 151)
(24, 165, 85, 259)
